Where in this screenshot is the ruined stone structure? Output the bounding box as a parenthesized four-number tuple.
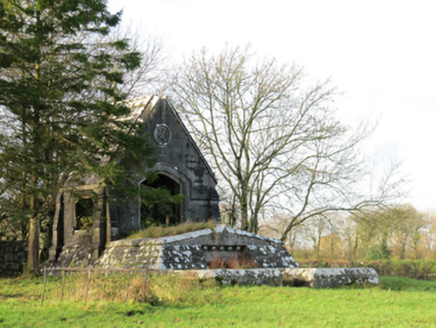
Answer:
(45, 224, 379, 288)
(42, 95, 379, 288)
(94, 225, 299, 270)
(48, 96, 220, 267)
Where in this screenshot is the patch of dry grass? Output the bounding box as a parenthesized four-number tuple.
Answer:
(209, 250, 258, 269)
(4, 270, 222, 306)
(128, 220, 218, 239)
(63, 271, 158, 304)
(151, 271, 222, 305)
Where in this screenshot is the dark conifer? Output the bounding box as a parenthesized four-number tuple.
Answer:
(0, 0, 154, 274)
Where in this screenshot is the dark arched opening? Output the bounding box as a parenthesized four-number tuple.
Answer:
(141, 174, 181, 227)
(75, 198, 94, 230)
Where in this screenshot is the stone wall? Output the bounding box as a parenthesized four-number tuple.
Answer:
(0, 241, 28, 277)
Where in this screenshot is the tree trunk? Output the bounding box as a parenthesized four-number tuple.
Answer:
(27, 216, 40, 275)
(240, 189, 249, 231)
(352, 236, 359, 262)
(248, 213, 258, 233)
(27, 172, 40, 275)
(330, 236, 335, 260)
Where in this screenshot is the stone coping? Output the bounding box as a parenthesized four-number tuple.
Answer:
(282, 267, 379, 288)
(113, 225, 283, 247)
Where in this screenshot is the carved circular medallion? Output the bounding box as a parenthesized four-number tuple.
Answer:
(154, 124, 171, 146)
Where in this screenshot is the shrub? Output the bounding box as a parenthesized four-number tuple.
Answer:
(369, 260, 436, 280)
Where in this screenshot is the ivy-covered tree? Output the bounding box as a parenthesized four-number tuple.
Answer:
(0, 0, 153, 274)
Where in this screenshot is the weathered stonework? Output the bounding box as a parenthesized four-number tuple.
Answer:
(93, 225, 299, 270)
(45, 244, 96, 270)
(172, 267, 379, 288)
(48, 95, 220, 267)
(178, 268, 283, 286)
(0, 241, 28, 277)
(282, 268, 379, 288)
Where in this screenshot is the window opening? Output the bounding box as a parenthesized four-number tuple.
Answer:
(75, 198, 94, 230)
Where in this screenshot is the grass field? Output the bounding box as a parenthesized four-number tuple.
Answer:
(1, 274, 436, 327)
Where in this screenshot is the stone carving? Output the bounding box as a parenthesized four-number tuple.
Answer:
(153, 123, 171, 146)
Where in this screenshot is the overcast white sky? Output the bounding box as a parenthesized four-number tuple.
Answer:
(108, 0, 436, 212)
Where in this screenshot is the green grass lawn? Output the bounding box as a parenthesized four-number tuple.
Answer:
(1, 275, 436, 327)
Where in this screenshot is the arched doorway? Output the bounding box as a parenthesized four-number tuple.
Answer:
(141, 174, 182, 227)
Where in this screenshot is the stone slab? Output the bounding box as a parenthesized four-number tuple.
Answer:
(173, 268, 283, 286)
(282, 267, 379, 288)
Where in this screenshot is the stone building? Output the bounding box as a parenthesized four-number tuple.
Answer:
(48, 95, 220, 266)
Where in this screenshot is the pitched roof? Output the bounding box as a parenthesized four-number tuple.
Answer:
(125, 95, 217, 183)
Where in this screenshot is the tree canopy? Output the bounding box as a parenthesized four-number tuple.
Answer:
(171, 46, 399, 238)
(0, 0, 154, 273)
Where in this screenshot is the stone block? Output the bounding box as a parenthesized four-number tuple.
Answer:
(173, 269, 283, 286)
(282, 268, 379, 288)
(9, 262, 21, 271)
(4, 253, 15, 262)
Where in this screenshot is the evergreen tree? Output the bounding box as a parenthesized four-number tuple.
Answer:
(0, 0, 153, 274)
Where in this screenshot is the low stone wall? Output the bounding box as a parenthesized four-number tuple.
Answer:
(282, 268, 379, 288)
(0, 241, 28, 277)
(176, 268, 283, 286)
(168, 268, 379, 287)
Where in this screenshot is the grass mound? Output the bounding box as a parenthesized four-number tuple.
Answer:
(127, 220, 217, 239)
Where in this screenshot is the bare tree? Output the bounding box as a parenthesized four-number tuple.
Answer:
(258, 213, 302, 252)
(301, 216, 326, 260)
(104, 24, 168, 97)
(342, 215, 360, 262)
(171, 45, 400, 236)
